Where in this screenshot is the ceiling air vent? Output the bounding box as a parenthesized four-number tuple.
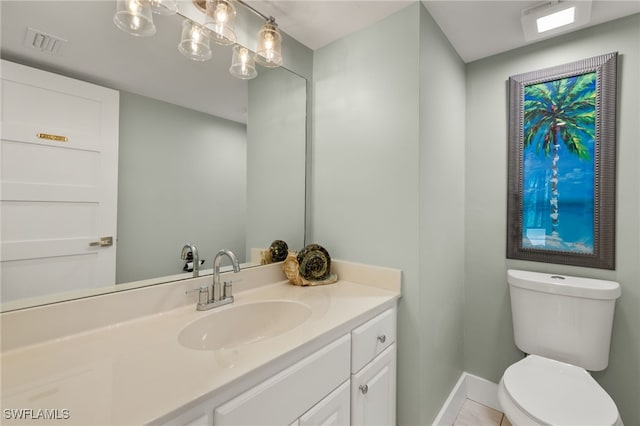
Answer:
(23, 27, 67, 55)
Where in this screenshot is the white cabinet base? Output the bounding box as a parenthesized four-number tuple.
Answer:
(161, 306, 398, 426)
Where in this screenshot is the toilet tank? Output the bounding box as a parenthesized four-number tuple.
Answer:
(507, 269, 621, 371)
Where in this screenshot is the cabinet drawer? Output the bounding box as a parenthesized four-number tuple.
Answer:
(351, 308, 396, 373)
(214, 334, 351, 425)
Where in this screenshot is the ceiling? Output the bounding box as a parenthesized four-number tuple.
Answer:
(259, 0, 640, 62)
(247, 0, 414, 51)
(422, 0, 640, 63)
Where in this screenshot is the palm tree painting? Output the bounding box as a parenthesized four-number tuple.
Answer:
(508, 52, 617, 269)
(521, 72, 597, 253)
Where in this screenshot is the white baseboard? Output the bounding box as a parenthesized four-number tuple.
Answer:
(431, 373, 468, 426)
(432, 372, 500, 426)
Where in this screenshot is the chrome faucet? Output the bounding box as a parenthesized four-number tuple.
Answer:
(181, 243, 200, 278)
(213, 249, 240, 302)
(187, 249, 240, 311)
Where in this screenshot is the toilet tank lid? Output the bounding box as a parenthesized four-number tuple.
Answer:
(507, 269, 621, 300)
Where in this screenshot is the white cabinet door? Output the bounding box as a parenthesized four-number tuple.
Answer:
(351, 344, 396, 426)
(1, 60, 119, 302)
(299, 380, 350, 426)
(215, 335, 350, 426)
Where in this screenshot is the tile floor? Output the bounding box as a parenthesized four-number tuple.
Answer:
(453, 399, 512, 426)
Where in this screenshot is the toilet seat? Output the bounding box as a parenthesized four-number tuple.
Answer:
(502, 355, 619, 426)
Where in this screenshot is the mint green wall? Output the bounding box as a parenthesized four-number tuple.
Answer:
(312, 4, 466, 424)
(312, 8, 421, 422)
(246, 68, 307, 257)
(418, 5, 466, 423)
(465, 14, 640, 425)
(117, 92, 247, 283)
(313, 4, 637, 425)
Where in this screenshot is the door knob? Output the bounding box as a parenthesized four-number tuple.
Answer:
(359, 384, 368, 394)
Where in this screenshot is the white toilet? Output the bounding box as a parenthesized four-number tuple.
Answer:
(498, 269, 623, 426)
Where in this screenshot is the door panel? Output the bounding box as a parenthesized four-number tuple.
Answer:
(0, 60, 119, 303)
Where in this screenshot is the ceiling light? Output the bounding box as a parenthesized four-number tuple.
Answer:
(113, 0, 156, 37)
(521, 0, 591, 41)
(536, 6, 575, 32)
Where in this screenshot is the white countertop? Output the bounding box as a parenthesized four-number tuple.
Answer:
(1, 276, 399, 425)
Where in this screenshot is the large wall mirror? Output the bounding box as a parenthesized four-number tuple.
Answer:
(0, 1, 307, 311)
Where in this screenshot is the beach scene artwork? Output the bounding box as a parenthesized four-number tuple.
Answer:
(521, 72, 597, 254)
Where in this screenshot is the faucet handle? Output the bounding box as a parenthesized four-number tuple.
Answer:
(223, 281, 234, 299)
(186, 285, 209, 308)
(222, 278, 243, 299)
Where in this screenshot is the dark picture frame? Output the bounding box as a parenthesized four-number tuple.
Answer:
(507, 52, 618, 269)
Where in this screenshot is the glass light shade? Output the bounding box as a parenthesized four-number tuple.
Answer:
(178, 19, 212, 61)
(149, 0, 178, 15)
(113, 0, 156, 37)
(229, 45, 257, 80)
(204, 0, 237, 46)
(255, 21, 282, 68)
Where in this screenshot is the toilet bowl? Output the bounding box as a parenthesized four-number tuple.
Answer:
(497, 355, 622, 426)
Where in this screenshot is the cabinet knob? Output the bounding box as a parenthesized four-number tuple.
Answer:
(359, 384, 368, 394)
(377, 335, 386, 344)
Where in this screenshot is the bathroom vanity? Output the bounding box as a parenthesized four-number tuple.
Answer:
(0, 261, 400, 425)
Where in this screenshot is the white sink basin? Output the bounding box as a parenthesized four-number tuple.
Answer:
(178, 301, 312, 351)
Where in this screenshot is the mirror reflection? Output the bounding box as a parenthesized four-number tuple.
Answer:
(0, 1, 307, 311)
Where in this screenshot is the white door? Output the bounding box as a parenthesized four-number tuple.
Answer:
(351, 344, 396, 426)
(1, 60, 119, 303)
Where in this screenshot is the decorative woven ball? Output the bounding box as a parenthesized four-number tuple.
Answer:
(297, 244, 331, 281)
(269, 240, 289, 262)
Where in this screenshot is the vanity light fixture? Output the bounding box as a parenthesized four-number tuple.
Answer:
(255, 19, 283, 68)
(204, 0, 237, 46)
(230, 45, 257, 79)
(113, 0, 156, 37)
(178, 19, 213, 61)
(521, 0, 591, 41)
(113, 0, 284, 79)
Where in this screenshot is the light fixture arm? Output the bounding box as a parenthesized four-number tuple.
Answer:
(235, 0, 272, 23)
